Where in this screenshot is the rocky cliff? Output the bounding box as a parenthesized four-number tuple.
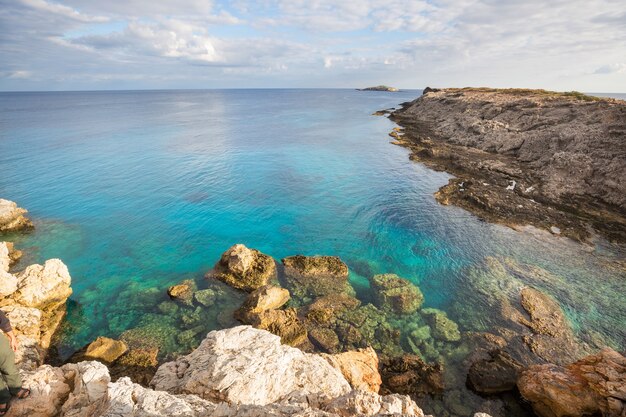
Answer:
(389, 88, 626, 242)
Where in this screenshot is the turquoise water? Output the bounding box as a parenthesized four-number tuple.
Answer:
(1, 90, 624, 363)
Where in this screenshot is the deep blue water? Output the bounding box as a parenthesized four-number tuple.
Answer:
(1, 89, 624, 360)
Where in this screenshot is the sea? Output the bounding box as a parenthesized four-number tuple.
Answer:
(1, 89, 624, 415)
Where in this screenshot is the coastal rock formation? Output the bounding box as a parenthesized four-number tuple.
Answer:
(517, 348, 626, 417)
(322, 347, 382, 393)
(150, 326, 351, 405)
(208, 244, 276, 292)
(0, 255, 73, 371)
(0, 199, 33, 232)
(282, 255, 354, 301)
(369, 274, 423, 315)
(390, 88, 626, 242)
(359, 86, 399, 92)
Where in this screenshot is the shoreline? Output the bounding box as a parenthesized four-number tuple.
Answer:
(385, 87, 626, 244)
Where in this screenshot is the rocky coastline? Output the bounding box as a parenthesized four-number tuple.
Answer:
(385, 88, 626, 243)
(2, 197, 624, 417)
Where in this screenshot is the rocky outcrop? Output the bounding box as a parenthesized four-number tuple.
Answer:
(151, 326, 350, 405)
(0, 199, 33, 232)
(390, 88, 626, 242)
(0, 254, 73, 371)
(322, 348, 382, 393)
(517, 348, 626, 417)
(208, 244, 276, 292)
(369, 274, 423, 315)
(359, 86, 399, 92)
(282, 255, 354, 301)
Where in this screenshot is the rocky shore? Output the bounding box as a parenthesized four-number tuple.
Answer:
(386, 88, 626, 243)
(2, 199, 624, 417)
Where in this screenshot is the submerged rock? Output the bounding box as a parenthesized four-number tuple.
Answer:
(235, 308, 308, 347)
(518, 348, 626, 417)
(421, 308, 461, 342)
(84, 337, 128, 364)
(0, 198, 33, 232)
(208, 244, 276, 292)
(466, 349, 523, 394)
(167, 279, 196, 304)
(235, 285, 290, 316)
(369, 274, 424, 314)
(282, 255, 354, 301)
(379, 354, 444, 397)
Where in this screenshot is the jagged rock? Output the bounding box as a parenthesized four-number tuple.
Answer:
(235, 285, 290, 316)
(369, 274, 423, 314)
(379, 354, 444, 396)
(282, 255, 354, 300)
(0, 270, 18, 297)
(151, 326, 351, 405)
(84, 337, 128, 364)
(1, 242, 16, 272)
(322, 347, 382, 393)
(7, 364, 70, 417)
(421, 308, 460, 342)
(109, 346, 159, 386)
(208, 244, 276, 292)
(2, 304, 43, 370)
(466, 349, 523, 394)
(13, 259, 72, 310)
(324, 390, 424, 416)
(0, 199, 33, 232)
(518, 348, 626, 417)
(167, 280, 196, 304)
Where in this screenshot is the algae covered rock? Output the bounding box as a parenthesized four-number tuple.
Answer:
(0, 198, 33, 232)
(167, 279, 196, 304)
(282, 255, 354, 301)
(379, 354, 444, 396)
(421, 308, 461, 342)
(208, 244, 276, 292)
(369, 274, 423, 314)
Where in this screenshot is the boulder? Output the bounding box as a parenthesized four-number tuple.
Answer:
(235, 285, 290, 316)
(0, 199, 33, 232)
(167, 280, 196, 304)
(13, 259, 72, 310)
(84, 337, 129, 364)
(518, 348, 626, 417)
(369, 274, 423, 314)
(0, 270, 18, 297)
(303, 294, 361, 325)
(282, 255, 354, 300)
(421, 308, 461, 342)
(324, 390, 424, 417)
(150, 326, 351, 405)
(233, 308, 308, 347)
(322, 347, 382, 393)
(208, 244, 276, 292)
(466, 349, 523, 394)
(379, 354, 444, 396)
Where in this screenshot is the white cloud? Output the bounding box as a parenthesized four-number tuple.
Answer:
(20, 0, 109, 23)
(594, 63, 626, 74)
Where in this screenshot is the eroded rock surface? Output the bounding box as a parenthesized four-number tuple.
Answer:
(390, 88, 626, 242)
(0, 199, 33, 232)
(322, 347, 382, 393)
(518, 348, 626, 417)
(208, 244, 276, 292)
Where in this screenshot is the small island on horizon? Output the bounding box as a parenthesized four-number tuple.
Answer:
(358, 85, 400, 92)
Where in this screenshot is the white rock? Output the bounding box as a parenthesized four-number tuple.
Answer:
(2, 304, 43, 370)
(324, 390, 424, 417)
(14, 259, 72, 309)
(61, 362, 111, 417)
(151, 326, 351, 405)
(8, 365, 70, 417)
(0, 270, 18, 297)
(0, 199, 32, 232)
(1, 242, 11, 272)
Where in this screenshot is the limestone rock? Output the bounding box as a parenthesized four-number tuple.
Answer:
(167, 279, 196, 304)
(2, 304, 43, 370)
(421, 308, 460, 342)
(322, 347, 382, 393)
(150, 326, 351, 405)
(209, 244, 276, 292)
(235, 285, 290, 316)
(0, 270, 18, 297)
(84, 337, 129, 364)
(324, 390, 424, 417)
(7, 364, 70, 417)
(369, 274, 423, 314)
(14, 259, 72, 310)
(238, 308, 308, 347)
(518, 348, 626, 417)
(0, 199, 33, 232)
(282, 255, 353, 300)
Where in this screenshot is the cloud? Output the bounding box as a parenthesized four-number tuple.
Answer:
(594, 63, 626, 74)
(20, 0, 109, 23)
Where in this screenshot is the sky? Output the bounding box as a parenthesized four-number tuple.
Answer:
(0, 0, 625, 91)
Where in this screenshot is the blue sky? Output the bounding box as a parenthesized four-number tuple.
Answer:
(1, 0, 625, 91)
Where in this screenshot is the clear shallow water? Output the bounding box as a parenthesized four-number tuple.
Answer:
(0, 89, 625, 411)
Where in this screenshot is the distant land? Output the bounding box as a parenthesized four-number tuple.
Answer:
(358, 85, 399, 92)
